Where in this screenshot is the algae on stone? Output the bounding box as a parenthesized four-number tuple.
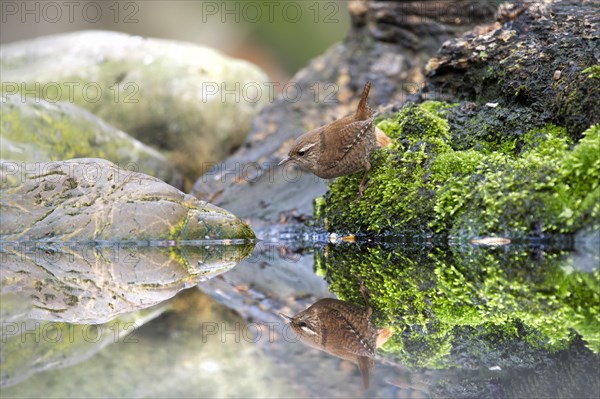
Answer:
(0, 97, 179, 185)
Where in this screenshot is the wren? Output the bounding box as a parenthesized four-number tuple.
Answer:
(280, 285, 393, 389)
(279, 81, 387, 196)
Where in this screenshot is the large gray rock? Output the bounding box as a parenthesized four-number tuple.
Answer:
(1, 31, 269, 186)
(0, 158, 255, 242)
(0, 158, 254, 322)
(0, 97, 180, 185)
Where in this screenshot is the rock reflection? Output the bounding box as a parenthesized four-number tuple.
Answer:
(0, 241, 254, 324)
(281, 285, 393, 389)
(1, 304, 167, 389)
(0, 241, 253, 389)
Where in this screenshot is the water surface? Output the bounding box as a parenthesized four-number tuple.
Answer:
(1, 233, 598, 398)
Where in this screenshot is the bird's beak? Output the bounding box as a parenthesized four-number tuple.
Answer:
(279, 313, 293, 324)
(278, 156, 291, 166)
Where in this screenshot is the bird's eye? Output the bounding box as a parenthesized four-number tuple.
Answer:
(298, 150, 306, 157)
(298, 321, 317, 336)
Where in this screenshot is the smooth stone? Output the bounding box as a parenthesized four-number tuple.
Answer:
(1, 30, 269, 185)
(0, 158, 255, 241)
(0, 158, 254, 322)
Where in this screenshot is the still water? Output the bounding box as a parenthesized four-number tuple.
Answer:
(1, 231, 598, 398)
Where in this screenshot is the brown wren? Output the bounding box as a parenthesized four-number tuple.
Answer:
(279, 81, 388, 196)
(280, 284, 393, 389)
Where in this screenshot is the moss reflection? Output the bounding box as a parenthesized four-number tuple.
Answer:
(316, 243, 599, 368)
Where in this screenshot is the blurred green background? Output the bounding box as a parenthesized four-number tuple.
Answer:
(0, 0, 351, 82)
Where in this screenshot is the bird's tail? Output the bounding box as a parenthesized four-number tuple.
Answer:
(355, 81, 373, 120)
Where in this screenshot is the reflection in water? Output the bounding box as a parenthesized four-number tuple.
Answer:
(0, 240, 254, 389)
(0, 304, 167, 389)
(1, 289, 299, 398)
(318, 241, 600, 362)
(281, 285, 393, 389)
(0, 241, 254, 323)
(1, 234, 598, 398)
(314, 239, 599, 397)
(177, 235, 599, 397)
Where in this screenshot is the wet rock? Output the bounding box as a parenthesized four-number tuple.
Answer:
(1, 30, 269, 186)
(0, 97, 180, 186)
(0, 158, 255, 322)
(191, 0, 498, 224)
(0, 158, 255, 241)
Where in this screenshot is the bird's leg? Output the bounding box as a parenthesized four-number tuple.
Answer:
(357, 161, 371, 198)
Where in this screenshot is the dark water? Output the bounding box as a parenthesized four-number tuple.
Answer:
(1, 234, 599, 398)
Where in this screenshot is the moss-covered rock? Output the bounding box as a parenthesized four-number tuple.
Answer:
(0, 97, 180, 185)
(318, 102, 599, 238)
(316, 242, 599, 369)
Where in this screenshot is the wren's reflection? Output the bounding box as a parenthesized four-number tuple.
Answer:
(281, 286, 392, 389)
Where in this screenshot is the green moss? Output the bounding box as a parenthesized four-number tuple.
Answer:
(318, 243, 599, 368)
(3, 99, 99, 161)
(582, 65, 600, 79)
(323, 104, 454, 234)
(0, 98, 176, 183)
(318, 101, 600, 238)
(382, 102, 451, 147)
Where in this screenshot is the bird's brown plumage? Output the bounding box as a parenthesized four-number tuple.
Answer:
(279, 81, 379, 194)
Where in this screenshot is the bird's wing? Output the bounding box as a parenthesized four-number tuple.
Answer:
(328, 309, 376, 358)
(319, 118, 373, 169)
